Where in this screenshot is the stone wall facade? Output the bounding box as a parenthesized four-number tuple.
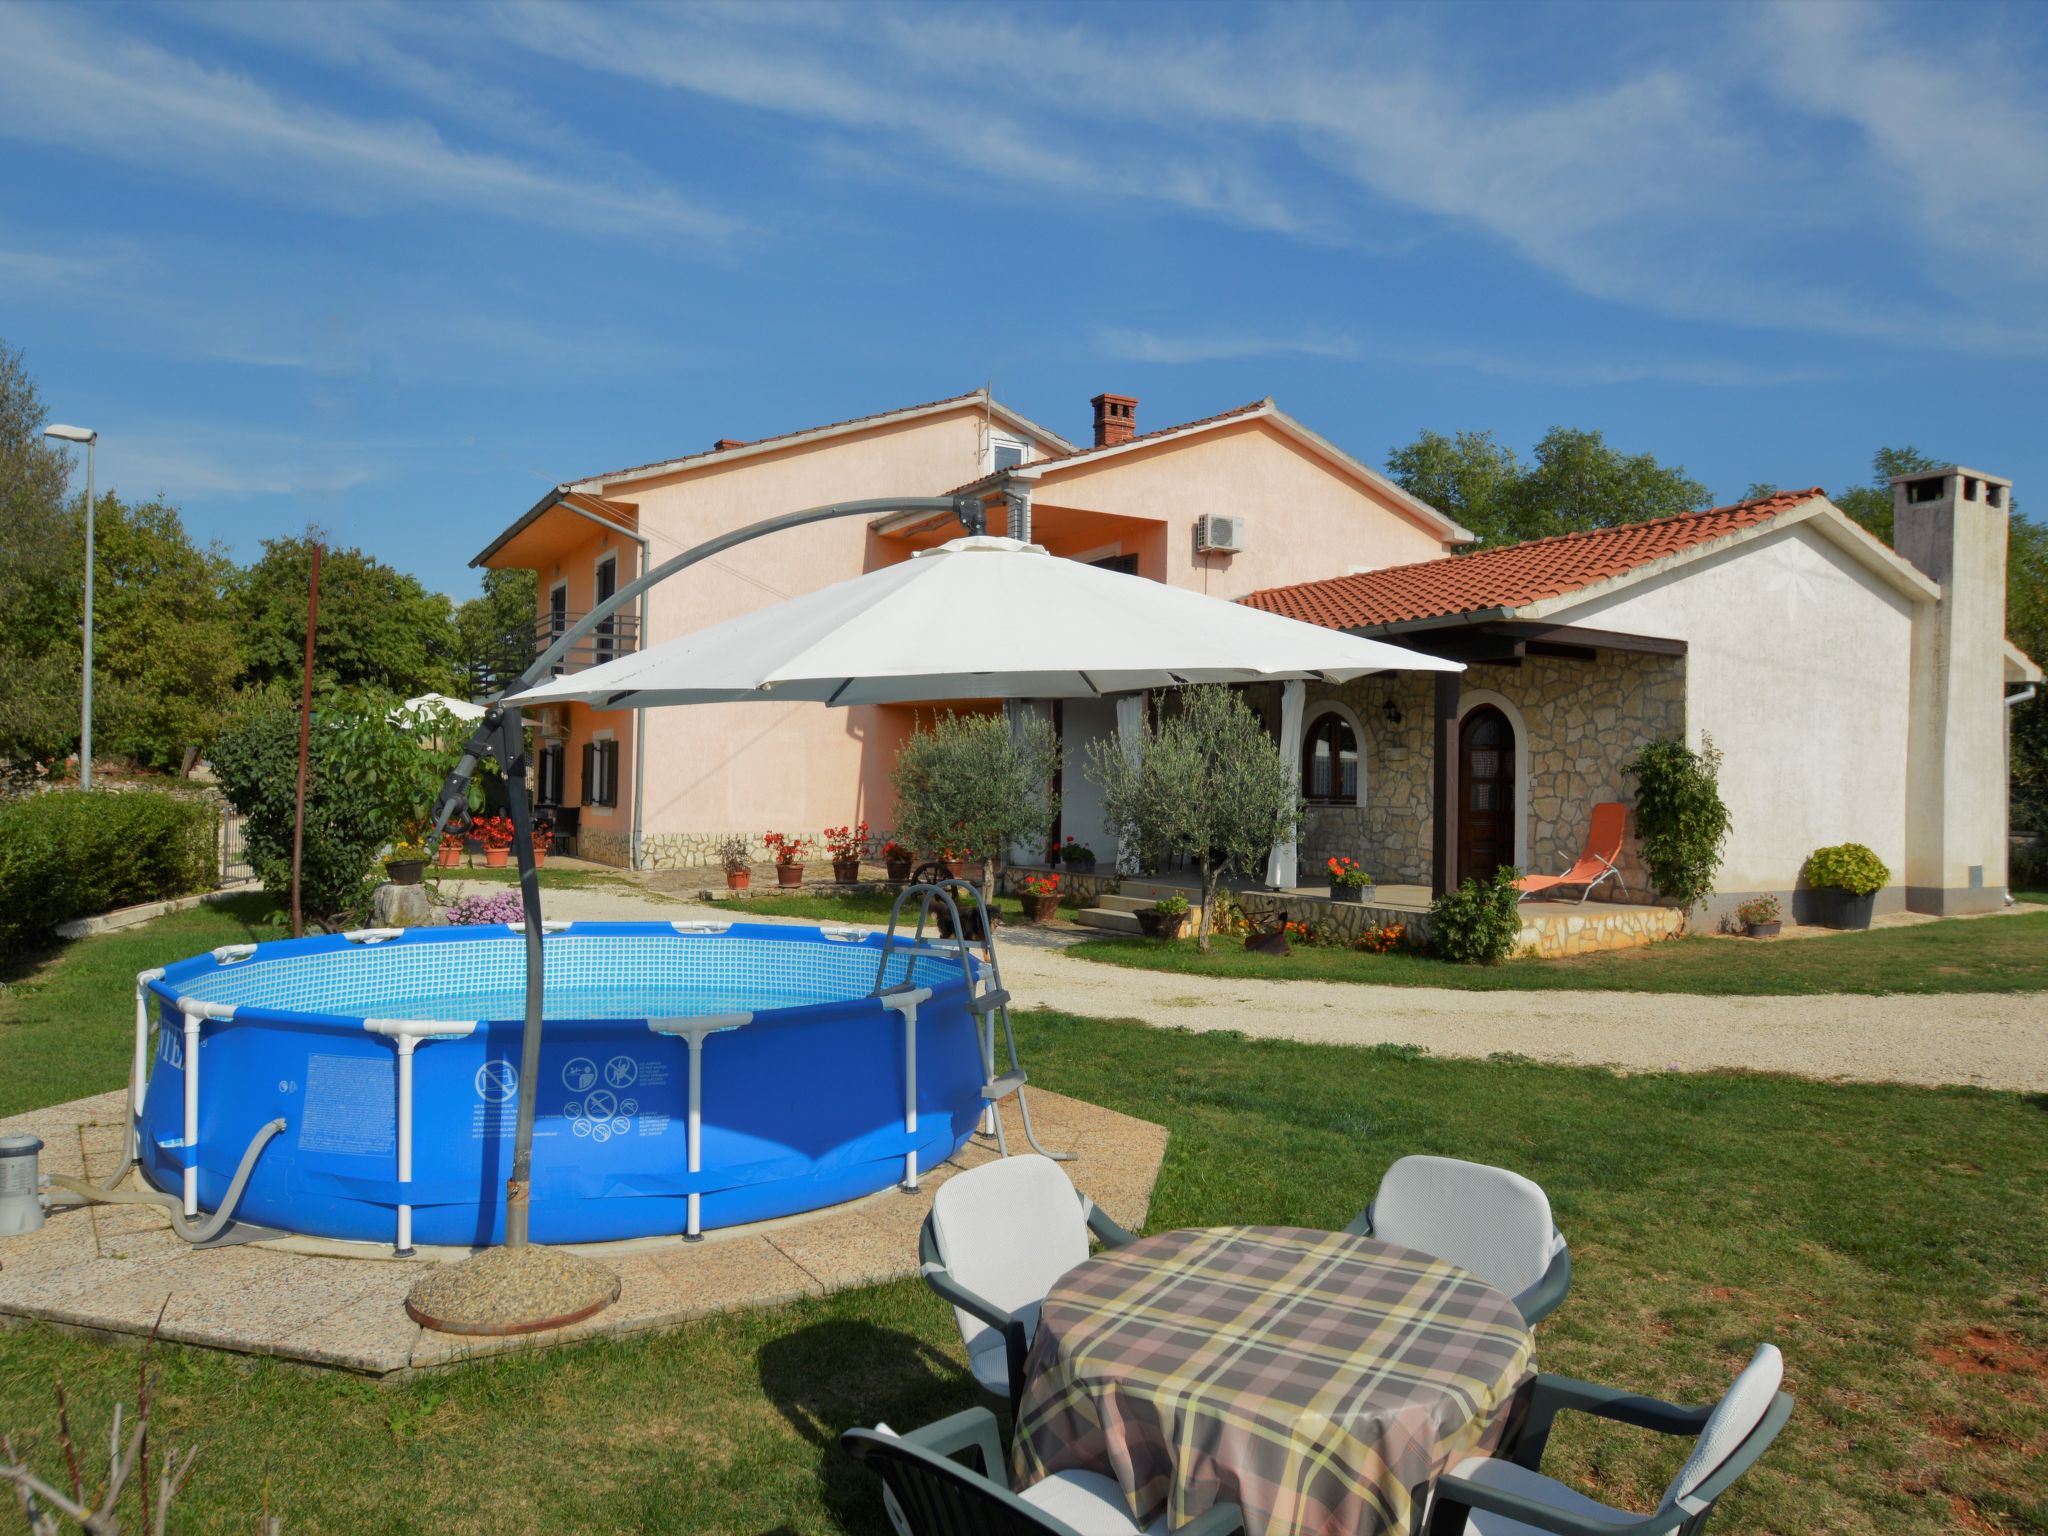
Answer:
(1219, 885, 1684, 957)
(575, 828, 896, 871)
(1297, 650, 1686, 900)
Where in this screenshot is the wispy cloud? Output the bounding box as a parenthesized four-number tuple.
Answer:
(103, 427, 407, 502)
(1095, 328, 1360, 365)
(479, 0, 1317, 235)
(1102, 325, 1824, 387)
(1405, 347, 1829, 389)
(0, 4, 741, 241)
(450, 0, 2046, 354)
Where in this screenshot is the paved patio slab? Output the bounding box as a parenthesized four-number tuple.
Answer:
(0, 1088, 1166, 1378)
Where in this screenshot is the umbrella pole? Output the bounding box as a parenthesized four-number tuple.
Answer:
(497, 705, 545, 1249)
(406, 704, 618, 1335)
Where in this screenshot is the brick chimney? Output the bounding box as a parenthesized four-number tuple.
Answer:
(1091, 393, 1138, 448)
(713, 438, 748, 452)
(1894, 465, 2012, 914)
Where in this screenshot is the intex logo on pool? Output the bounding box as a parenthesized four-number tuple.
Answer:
(474, 1061, 519, 1104)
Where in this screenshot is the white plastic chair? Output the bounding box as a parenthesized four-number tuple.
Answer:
(1345, 1155, 1572, 1324)
(919, 1154, 1135, 1412)
(1427, 1345, 1792, 1536)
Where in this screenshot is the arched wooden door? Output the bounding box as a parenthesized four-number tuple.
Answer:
(1457, 706, 1515, 883)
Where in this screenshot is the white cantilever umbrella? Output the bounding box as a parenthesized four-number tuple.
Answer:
(508, 535, 1459, 709)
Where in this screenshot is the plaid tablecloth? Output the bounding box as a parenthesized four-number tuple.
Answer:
(1013, 1226, 1535, 1536)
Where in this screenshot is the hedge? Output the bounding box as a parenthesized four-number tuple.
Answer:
(0, 790, 219, 955)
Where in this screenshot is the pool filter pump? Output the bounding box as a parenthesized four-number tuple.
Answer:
(0, 1133, 45, 1236)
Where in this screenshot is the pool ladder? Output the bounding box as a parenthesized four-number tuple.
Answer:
(870, 879, 1071, 1163)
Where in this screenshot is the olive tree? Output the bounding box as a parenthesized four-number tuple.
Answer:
(1087, 685, 1299, 951)
(890, 710, 1058, 910)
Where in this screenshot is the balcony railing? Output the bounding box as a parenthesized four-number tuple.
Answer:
(536, 611, 641, 674)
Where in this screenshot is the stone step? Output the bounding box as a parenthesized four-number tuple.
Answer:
(1094, 894, 1155, 913)
(1116, 879, 1203, 902)
(1075, 907, 1144, 935)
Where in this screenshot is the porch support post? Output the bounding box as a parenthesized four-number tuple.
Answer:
(1431, 670, 1459, 896)
(1003, 483, 1032, 545)
(1264, 679, 1305, 889)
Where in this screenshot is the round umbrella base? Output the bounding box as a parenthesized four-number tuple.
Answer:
(406, 1245, 621, 1336)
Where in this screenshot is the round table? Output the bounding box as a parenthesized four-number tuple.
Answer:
(1012, 1225, 1535, 1536)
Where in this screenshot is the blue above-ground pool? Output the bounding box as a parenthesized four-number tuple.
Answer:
(136, 922, 986, 1249)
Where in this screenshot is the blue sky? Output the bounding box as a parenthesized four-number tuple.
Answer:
(4, 0, 2045, 596)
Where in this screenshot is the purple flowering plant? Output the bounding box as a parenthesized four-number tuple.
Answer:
(447, 890, 525, 926)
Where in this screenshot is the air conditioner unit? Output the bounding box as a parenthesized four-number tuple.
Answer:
(1195, 514, 1245, 554)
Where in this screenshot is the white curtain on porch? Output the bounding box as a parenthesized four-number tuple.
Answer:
(1114, 693, 1146, 875)
(1005, 698, 1050, 867)
(1263, 679, 1305, 889)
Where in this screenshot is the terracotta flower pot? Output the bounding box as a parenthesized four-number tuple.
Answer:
(436, 845, 462, 869)
(484, 847, 509, 868)
(885, 859, 913, 882)
(533, 849, 547, 868)
(832, 858, 861, 883)
(383, 858, 425, 887)
(776, 863, 804, 887)
(1020, 892, 1060, 924)
(726, 868, 751, 890)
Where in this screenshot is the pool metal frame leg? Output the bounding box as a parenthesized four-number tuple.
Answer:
(131, 968, 165, 1169)
(879, 984, 933, 1190)
(366, 1019, 480, 1255)
(649, 1013, 752, 1241)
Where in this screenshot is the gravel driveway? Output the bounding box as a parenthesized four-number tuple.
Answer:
(452, 881, 2048, 1093)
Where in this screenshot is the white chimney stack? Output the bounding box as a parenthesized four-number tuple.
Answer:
(1894, 466, 2012, 913)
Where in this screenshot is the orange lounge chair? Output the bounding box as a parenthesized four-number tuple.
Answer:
(1517, 802, 1632, 903)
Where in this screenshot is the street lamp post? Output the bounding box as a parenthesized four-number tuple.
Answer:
(44, 423, 98, 790)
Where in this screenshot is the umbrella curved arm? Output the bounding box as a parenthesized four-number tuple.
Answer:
(426, 492, 982, 841)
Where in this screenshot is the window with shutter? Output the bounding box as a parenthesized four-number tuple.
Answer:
(581, 742, 597, 806)
(601, 742, 619, 807)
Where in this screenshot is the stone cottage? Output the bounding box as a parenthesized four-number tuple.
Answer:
(1245, 469, 2041, 921)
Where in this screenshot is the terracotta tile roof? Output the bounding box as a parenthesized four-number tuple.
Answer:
(1242, 488, 1826, 630)
(943, 398, 1272, 497)
(583, 391, 1010, 485)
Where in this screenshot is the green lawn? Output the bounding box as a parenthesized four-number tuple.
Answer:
(1068, 910, 2048, 994)
(0, 905, 2042, 1534)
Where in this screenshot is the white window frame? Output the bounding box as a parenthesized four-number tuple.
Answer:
(546, 580, 569, 676)
(1300, 702, 1368, 808)
(986, 433, 1030, 474)
(584, 727, 617, 817)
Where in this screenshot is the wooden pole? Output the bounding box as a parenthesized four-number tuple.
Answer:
(290, 544, 323, 939)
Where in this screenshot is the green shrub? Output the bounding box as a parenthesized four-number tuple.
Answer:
(2012, 837, 2048, 890)
(209, 692, 433, 924)
(1426, 866, 1524, 965)
(1804, 842, 1890, 896)
(0, 789, 218, 952)
(1626, 735, 1732, 912)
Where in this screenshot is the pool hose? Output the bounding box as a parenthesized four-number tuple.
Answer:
(45, 1118, 288, 1245)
